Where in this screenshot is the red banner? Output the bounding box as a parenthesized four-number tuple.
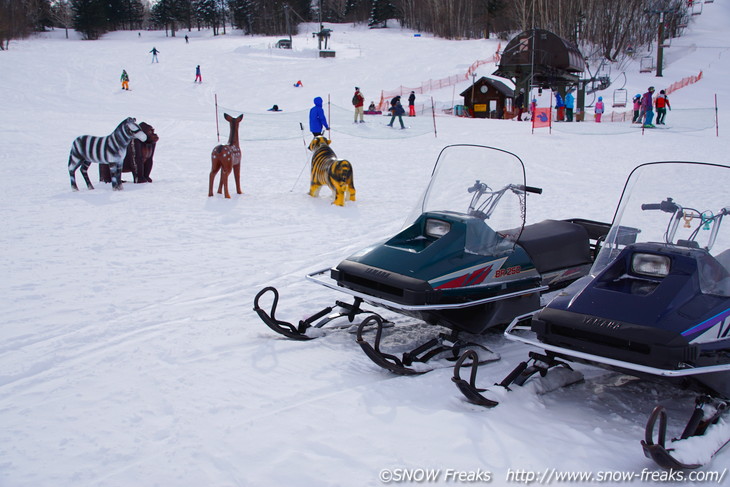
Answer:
(532, 107, 552, 129)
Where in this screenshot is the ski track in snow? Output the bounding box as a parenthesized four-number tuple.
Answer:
(2, 6, 730, 486)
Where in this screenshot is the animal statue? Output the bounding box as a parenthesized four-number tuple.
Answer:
(308, 136, 356, 206)
(99, 122, 159, 184)
(68, 117, 148, 191)
(209, 113, 243, 198)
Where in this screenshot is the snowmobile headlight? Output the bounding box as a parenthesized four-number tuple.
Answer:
(425, 218, 451, 238)
(632, 253, 670, 278)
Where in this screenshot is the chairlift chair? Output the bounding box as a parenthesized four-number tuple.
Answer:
(612, 88, 627, 108)
(692, 2, 703, 15)
(640, 56, 654, 73)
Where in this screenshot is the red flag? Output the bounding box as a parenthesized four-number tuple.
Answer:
(532, 107, 552, 129)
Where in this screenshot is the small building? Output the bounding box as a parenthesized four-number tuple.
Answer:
(460, 77, 514, 119)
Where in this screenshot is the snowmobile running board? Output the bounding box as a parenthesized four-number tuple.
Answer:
(306, 268, 548, 311)
(504, 312, 730, 377)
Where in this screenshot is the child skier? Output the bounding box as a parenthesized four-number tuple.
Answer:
(120, 69, 129, 90)
(594, 96, 604, 123)
(632, 94, 642, 123)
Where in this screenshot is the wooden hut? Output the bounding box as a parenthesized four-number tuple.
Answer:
(460, 77, 514, 119)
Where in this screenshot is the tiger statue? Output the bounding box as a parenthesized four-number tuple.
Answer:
(308, 136, 356, 206)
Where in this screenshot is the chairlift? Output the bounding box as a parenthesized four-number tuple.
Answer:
(692, 2, 703, 15)
(612, 73, 627, 107)
(705, 0, 714, 4)
(640, 56, 654, 73)
(612, 89, 627, 108)
(659, 35, 671, 48)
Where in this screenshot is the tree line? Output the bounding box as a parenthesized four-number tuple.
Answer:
(2, 0, 691, 62)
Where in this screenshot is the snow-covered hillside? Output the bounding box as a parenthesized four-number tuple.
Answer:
(1, 3, 730, 486)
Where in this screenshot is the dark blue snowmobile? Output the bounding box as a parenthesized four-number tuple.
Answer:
(254, 145, 609, 374)
(453, 161, 730, 469)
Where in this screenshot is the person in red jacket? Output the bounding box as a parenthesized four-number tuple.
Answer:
(352, 87, 365, 123)
(655, 89, 671, 125)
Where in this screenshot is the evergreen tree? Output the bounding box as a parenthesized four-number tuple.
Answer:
(71, 0, 107, 39)
(369, 0, 397, 27)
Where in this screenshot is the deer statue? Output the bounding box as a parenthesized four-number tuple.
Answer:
(209, 113, 243, 198)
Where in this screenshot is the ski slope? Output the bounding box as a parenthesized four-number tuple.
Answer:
(1, 4, 730, 486)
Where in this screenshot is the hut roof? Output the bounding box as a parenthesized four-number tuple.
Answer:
(493, 29, 584, 84)
(460, 77, 514, 97)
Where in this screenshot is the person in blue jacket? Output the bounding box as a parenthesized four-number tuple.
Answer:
(565, 92, 575, 122)
(309, 97, 330, 136)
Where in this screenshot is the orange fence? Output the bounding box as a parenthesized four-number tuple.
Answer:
(377, 43, 501, 110)
(665, 70, 703, 95)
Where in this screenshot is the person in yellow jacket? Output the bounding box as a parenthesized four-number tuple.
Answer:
(120, 69, 129, 90)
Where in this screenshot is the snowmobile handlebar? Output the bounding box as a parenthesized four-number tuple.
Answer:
(516, 185, 543, 194)
(641, 198, 679, 213)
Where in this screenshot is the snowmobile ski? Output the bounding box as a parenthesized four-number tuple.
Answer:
(356, 314, 499, 375)
(254, 286, 376, 340)
(642, 396, 730, 469)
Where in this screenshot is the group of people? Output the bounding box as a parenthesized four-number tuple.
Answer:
(633, 86, 671, 128)
(350, 87, 416, 127)
(515, 89, 575, 122)
(307, 88, 417, 135)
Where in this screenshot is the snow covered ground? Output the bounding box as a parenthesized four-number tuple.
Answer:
(2, 3, 730, 486)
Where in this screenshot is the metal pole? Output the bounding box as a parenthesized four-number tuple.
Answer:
(431, 97, 437, 138)
(656, 12, 664, 77)
(214, 93, 220, 142)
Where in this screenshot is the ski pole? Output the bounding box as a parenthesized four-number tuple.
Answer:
(290, 122, 310, 192)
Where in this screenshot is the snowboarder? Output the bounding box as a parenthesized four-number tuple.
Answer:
(120, 69, 129, 90)
(641, 86, 656, 128)
(185, 35, 189, 44)
(408, 91, 416, 117)
(195, 65, 202, 83)
(594, 96, 604, 123)
(387, 98, 406, 129)
(294, 80, 303, 87)
(309, 97, 329, 136)
(655, 89, 671, 125)
(352, 87, 364, 123)
(150, 47, 160, 63)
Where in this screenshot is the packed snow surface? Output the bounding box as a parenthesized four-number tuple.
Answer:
(2, 4, 730, 486)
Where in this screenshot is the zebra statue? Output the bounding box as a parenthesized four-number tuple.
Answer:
(68, 117, 148, 191)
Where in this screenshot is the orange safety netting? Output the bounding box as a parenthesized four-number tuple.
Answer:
(376, 44, 501, 111)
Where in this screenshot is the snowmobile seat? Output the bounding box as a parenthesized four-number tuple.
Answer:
(515, 219, 592, 274)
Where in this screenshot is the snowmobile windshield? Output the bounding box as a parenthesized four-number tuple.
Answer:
(405, 145, 529, 256)
(593, 161, 730, 296)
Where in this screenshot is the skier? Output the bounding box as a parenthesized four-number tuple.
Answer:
(309, 96, 330, 136)
(555, 92, 565, 121)
(387, 97, 406, 129)
(641, 86, 656, 128)
(655, 89, 671, 125)
(515, 89, 525, 121)
(632, 94, 642, 123)
(594, 96, 604, 123)
(408, 91, 416, 117)
(195, 65, 202, 83)
(120, 69, 129, 90)
(352, 87, 364, 123)
(150, 47, 160, 63)
(565, 91, 574, 122)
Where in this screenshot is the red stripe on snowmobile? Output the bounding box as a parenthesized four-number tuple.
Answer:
(435, 265, 493, 290)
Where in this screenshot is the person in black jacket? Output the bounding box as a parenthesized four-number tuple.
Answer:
(387, 97, 406, 129)
(408, 91, 416, 116)
(515, 89, 525, 121)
